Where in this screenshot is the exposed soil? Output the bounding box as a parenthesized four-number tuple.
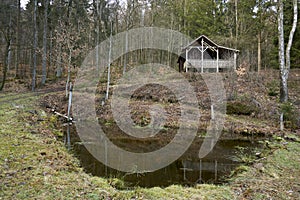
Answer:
(39, 68, 300, 139)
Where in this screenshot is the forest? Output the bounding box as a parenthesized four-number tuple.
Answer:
(0, 0, 300, 199)
(0, 0, 299, 91)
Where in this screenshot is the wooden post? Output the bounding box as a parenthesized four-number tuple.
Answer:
(211, 104, 215, 120)
(199, 159, 202, 183)
(185, 48, 189, 72)
(66, 82, 73, 150)
(67, 83, 73, 119)
(280, 113, 284, 131)
(234, 52, 237, 70)
(105, 139, 108, 176)
(201, 39, 204, 73)
(215, 160, 218, 182)
(216, 49, 219, 73)
(183, 161, 186, 181)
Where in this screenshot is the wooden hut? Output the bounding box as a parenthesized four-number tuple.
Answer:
(178, 35, 239, 73)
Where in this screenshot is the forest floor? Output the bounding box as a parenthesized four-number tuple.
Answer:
(39, 68, 300, 138)
(0, 68, 300, 199)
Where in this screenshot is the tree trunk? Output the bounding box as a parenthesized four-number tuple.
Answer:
(123, 27, 128, 74)
(7, 12, 12, 72)
(285, 0, 298, 76)
(32, 0, 38, 91)
(56, 44, 62, 78)
(278, 0, 286, 102)
(257, 32, 261, 73)
(42, 0, 49, 85)
(105, 20, 113, 101)
(184, 0, 187, 33)
(15, 0, 21, 78)
(235, 0, 238, 49)
(0, 42, 10, 91)
(95, 0, 101, 71)
(49, 30, 52, 77)
(7, 46, 12, 72)
(278, 0, 298, 103)
(66, 49, 72, 97)
(65, 0, 73, 97)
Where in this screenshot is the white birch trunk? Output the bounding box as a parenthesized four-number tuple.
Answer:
(105, 20, 113, 101)
(285, 0, 298, 76)
(278, 0, 298, 103)
(66, 48, 72, 97)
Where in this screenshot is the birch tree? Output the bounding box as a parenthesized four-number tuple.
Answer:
(278, 0, 298, 102)
(65, 0, 73, 97)
(105, 5, 114, 101)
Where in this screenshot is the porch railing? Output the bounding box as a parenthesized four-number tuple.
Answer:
(186, 59, 235, 70)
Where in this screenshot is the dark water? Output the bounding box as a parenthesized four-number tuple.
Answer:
(70, 127, 260, 188)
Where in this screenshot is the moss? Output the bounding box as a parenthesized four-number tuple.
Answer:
(229, 165, 250, 177)
(138, 185, 234, 200)
(0, 93, 236, 199)
(1, 93, 300, 199)
(230, 137, 300, 199)
(0, 94, 113, 199)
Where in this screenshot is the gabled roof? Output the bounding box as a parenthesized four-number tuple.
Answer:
(182, 35, 239, 53)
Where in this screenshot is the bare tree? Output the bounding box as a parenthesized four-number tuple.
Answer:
(0, 2, 15, 91)
(65, 0, 73, 97)
(278, 0, 298, 102)
(41, 0, 49, 85)
(15, 0, 21, 78)
(32, 0, 38, 91)
(235, 0, 238, 49)
(257, 0, 262, 73)
(0, 18, 12, 91)
(105, 15, 113, 101)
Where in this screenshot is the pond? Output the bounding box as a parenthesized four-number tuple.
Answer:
(69, 126, 261, 188)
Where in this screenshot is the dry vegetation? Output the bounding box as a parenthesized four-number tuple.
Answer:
(0, 68, 299, 199)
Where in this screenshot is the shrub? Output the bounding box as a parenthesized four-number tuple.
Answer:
(227, 101, 259, 116)
(280, 102, 299, 129)
(267, 80, 279, 97)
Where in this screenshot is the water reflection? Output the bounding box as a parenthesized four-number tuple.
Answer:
(73, 134, 259, 188)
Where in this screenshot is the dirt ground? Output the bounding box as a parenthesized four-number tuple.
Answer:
(37, 68, 300, 139)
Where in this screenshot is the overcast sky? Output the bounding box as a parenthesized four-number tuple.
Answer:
(20, 0, 127, 9)
(20, 0, 29, 9)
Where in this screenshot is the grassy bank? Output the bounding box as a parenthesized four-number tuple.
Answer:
(230, 138, 300, 199)
(0, 93, 299, 199)
(0, 94, 234, 199)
